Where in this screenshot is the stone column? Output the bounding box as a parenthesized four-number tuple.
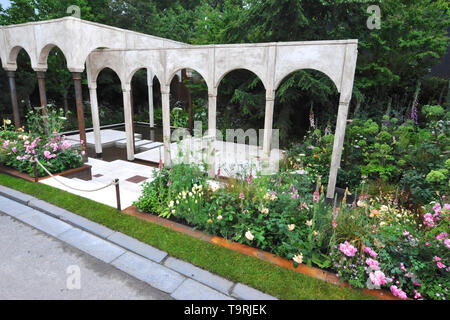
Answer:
(122, 87, 135, 161)
(6, 71, 21, 129)
(207, 91, 217, 177)
(88, 84, 102, 158)
(263, 90, 275, 154)
(326, 43, 358, 200)
(161, 86, 171, 166)
(72, 72, 88, 162)
(326, 99, 350, 199)
(147, 70, 154, 128)
(36, 71, 49, 134)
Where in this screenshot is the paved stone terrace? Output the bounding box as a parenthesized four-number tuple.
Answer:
(0, 185, 277, 300)
(39, 158, 156, 209)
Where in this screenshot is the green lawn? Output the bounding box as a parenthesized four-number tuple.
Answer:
(0, 173, 375, 300)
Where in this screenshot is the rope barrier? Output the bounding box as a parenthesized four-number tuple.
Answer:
(31, 156, 117, 192)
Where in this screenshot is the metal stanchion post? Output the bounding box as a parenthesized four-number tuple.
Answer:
(115, 179, 121, 211)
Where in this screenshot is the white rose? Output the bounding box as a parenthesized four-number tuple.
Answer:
(245, 230, 254, 241)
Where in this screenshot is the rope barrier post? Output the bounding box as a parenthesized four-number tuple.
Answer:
(32, 157, 38, 183)
(115, 179, 121, 211)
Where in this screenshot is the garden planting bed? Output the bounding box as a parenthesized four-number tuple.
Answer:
(122, 205, 401, 300)
(0, 164, 92, 182)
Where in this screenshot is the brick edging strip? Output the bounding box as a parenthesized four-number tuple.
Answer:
(122, 205, 402, 300)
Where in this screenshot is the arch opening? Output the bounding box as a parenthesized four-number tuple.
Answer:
(216, 68, 266, 142)
(273, 68, 339, 149)
(129, 68, 162, 142)
(168, 68, 208, 133)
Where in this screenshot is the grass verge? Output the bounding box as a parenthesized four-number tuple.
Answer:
(0, 173, 374, 300)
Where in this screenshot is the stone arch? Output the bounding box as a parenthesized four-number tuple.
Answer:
(36, 43, 70, 70)
(274, 66, 341, 93)
(125, 66, 162, 89)
(6, 45, 36, 70)
(166, 67, 210, 92)
(275, 68, 339, 93)
(215, 67, 267, 92)
(91, 65, 124, 89)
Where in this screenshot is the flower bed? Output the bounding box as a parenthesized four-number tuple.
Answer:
(0, 113, 84, 179)
(134, 163, 449, 300)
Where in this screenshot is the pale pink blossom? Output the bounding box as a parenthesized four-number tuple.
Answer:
(390, 285, 408, 299)
(369, 270, 387, 286)
(364, 246, 378, 258)
(366, 258, 380, 270)
(44, 151, 56, 159)
(339, 241, 357, 257)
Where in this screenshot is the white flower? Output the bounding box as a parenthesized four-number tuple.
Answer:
(260, 208, 269, 214)
(306, 220, 313, 227)
(3, 119, 11, 125)
(217, 215, 223, 221)
(313, 230, 319, 237)
(245, 230, 254, 241)
(293, 253, 303, 264)
(288, 224, 295, 231)
(169, 200, 174, 207)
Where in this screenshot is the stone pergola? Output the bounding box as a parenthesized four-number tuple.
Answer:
(0, 17, 358, 199)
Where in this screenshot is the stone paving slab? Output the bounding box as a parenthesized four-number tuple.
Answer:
(0, 196, 38, 218)
(0, 185, 36, 205)
(171, 279, 234, 300)
(65, 129, 142, 147)
(58, 228, 126, 263)
(107, 232, 167, 263)
(138, 141, 164, 151)
(164, 257, 233, 295)
(111, 251, 185, 294)
(16, 210, 74, 238)
(115, 138, 153, 149)
(231, 283, 278, 300)
(28, 199, 115, 239)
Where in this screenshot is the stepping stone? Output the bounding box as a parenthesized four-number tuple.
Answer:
(138, 142, 164, 151)
(65, 129, 142, 147)
(115, 138, 155, 149)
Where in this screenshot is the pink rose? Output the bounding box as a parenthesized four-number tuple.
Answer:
(366, 258, 379, 270)
(339, 241, 357, 257)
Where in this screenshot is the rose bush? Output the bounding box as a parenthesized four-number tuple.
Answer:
(0, 108, 83, 177)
